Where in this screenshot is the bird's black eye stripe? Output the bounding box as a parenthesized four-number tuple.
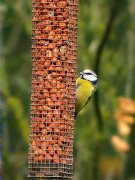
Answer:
(84, 73, 92, 75)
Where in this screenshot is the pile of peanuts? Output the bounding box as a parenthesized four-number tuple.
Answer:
(28, 0, 78, 177)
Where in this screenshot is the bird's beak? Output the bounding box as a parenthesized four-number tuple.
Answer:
(80, 72, 83, 75)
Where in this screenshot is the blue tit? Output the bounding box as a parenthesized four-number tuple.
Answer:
(75, 69, 98, 117)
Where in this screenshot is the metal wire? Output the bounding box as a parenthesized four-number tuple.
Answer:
(28, 0, 78, 178)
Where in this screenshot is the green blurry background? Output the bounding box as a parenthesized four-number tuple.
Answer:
(1, 0, 135, 179)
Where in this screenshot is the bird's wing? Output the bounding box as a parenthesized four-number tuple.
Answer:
(74, 83, 80, 118)
(75, 83, 80, 98)
(82, 86, 94, 109)
(76, 83, 80, 90)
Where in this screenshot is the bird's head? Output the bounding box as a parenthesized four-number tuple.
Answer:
(80, 69, 98, 87)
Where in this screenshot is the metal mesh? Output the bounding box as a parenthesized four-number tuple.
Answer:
(28, 0, 78, 178)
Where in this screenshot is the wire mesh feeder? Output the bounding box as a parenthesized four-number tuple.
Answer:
(28, 0, 78, 179)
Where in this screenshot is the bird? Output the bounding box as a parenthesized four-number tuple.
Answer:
(75, 69, 98, 117)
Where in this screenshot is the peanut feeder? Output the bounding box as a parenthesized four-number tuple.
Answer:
(28, 0, 78, 178)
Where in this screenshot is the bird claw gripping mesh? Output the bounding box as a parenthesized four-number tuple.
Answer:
(28, 0, 78, 179)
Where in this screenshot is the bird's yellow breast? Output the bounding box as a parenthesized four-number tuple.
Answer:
(76, 78, 94, 114)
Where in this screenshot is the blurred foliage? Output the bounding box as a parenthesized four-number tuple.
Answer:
(1, 0, 135, 179)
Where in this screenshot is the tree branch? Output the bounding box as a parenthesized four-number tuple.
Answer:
(93, 0, 120, 132)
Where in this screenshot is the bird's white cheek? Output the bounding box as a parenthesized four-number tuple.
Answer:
(85, 75, 97, 82)
(90, 75, 97, 81)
